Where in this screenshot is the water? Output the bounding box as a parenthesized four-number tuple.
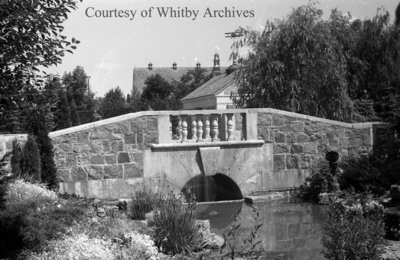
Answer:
(197, 199, 327, 260)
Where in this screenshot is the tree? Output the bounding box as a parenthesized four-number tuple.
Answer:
(22, 134, 41, 182)
(141, 74, 174, 110)
(63, 66, 97, 124)
(55, 88, 72, 129)
(170, 68, 213, 109)
(233, 3, 354, 121)
(99, 87, 127, 119)
(0, 0, 80, 133)
(25, 108, 58, 190)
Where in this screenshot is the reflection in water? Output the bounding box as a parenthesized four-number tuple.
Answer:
(197, 199, 327, 260)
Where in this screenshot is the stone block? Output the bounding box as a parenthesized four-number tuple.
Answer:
(274, 143, 289, 153)
(286, 155, 299, 169)
(274, 154, 286, 171)
(105, 154, 117, 164)
(71, 166, 88, 182)
(310, 133, 324, 142)
(303, 142, 318, 154)
(274, 132, 286, 143)
(258, 127, 270, 142)
(299, 155, 311, 169)
(146, 117, 158, 131)
(291, 144, 303, 154)
(57, 169, 71, 182)
(104, 165, 123, 179)
(76, 154, 89, 166)
(296, 133, 310, 143)
(288, 223, 301, 238)
(339, 137, 349, 149)
(89, 165, 104, 179)
(90, 130, 111, 140)
(77, 131, 89, 143)
(304, 122, 319, 133)
(118, 152, 130, 163)
(137, 131, 144, 144)
(55, 157, 66, 168)
(130, 152, 143, 165)
(66, 153, 76, 167)
(278, 125, 291, 133)
(111, 141, 124, 152)
(90, 154, 105, 165)
(124, 163, 143, 178)
(258, 113, 272, 126)
(58, 143, 71, 153)
(273, 115, 285, 126)
(103, 140, 110, 152)
(124, 133, 135, 144)
(90, 140, 103, 153)
(145, 131, 158, 145)
(291, 121, 304, 132)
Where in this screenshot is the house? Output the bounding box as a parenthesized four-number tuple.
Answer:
(181, 66, 239, 110)
(132, 54, 225, 94)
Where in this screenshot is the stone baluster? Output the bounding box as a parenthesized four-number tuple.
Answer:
(203, 115, 210, 140)
(227, 114, 234, 141)
(197, 116, 203, 141)
(169, 119, 173, 140)
(191, 115, 197, 140)
(181, 116, 188, 142)
(211, 115, 219, 141)
(176, 116, 182, 141)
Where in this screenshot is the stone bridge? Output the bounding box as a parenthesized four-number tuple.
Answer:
(0, 108, 390, 200)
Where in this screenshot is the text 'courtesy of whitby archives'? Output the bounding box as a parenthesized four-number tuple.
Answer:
(85, 6, 255, 21)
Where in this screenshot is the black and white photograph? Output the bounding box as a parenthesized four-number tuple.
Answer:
(1, 0, 400, 259)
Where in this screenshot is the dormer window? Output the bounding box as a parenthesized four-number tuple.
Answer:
(172, 62, 177, 70)
(196, 62, 201, 68)
(148, 62, 153, 70)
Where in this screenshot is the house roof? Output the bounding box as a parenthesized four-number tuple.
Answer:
(181, 71, 238, 101)
(132, 66, 223, 93)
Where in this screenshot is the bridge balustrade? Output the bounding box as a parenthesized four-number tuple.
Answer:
(155, 110, 259, 146)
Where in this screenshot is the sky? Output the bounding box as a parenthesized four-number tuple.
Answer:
(47, 0, 399, 97)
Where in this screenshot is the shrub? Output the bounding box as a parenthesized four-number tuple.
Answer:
(22, 233, 115, 260)
(11, 139, 23, 177)
(322, 192, 386, 260)
(0, 198, 87, 258)
(298, 159, 337, 202)
(149, 192, 202, 255)
(339, 152, 400, 195)
(5, 178, 57, 207)
(129, 187, 161, 220)
(114, 232, 161, 260)
(21, 134, 41, 182)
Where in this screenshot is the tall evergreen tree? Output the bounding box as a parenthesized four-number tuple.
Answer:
(56, 89, 72, 129)
(22, 134, 41, 182)
(69, 98, 80, 126)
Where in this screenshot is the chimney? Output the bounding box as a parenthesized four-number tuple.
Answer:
(148, 62, 153, 70)
(172, 62, 177, 70)
(196, 62, 201, 68)
(213, 53, 220, 72)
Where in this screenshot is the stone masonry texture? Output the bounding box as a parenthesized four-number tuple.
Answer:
(256, 112, 386, 188)
(51, 116, 157, 182)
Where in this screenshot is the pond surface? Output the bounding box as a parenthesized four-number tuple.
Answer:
(197, 199, 327, 260)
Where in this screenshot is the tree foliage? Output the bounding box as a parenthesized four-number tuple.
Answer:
(0, 0, 81, 132)
(141, 74, 174, 110)
(99, 87, 126, 119)
(233, 3, 354, 121)
(233, 3, 400, 123)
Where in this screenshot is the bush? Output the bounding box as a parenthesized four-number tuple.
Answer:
(0, 198, 87, 258)
(22, 233, 115, 260)
(114, 232, 161, 260)
(339, 151, 400, 195)
(129, 187, 161, 220)
(22, 134, 42, 182)
(149, 192, 202, 255)
(298, 159, 338, 202)
(322, 193, 386, 260)
(5, 178, 57, 207)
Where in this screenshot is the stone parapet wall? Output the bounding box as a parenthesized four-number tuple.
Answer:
(50, 113, 158, 183)
(255, 108, 386, 189)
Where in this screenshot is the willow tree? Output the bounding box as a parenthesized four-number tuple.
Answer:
(233, 3, 354, 121)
